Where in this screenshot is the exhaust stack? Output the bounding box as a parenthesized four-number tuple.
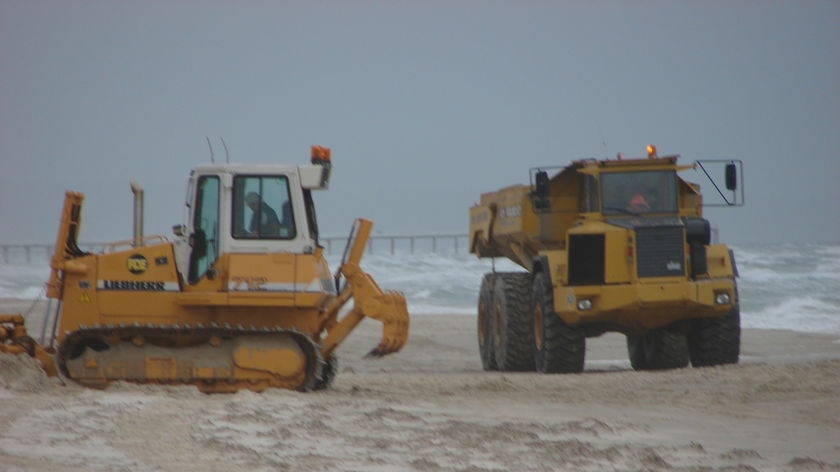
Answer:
(130, 179, 144, 247)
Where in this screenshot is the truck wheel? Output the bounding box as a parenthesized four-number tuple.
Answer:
(688, 305, 741, 367)
(627, 327, 689, 370)
(492, 272, 536, 371)
(477, 273, 498, 371)
(532, 272, 585, 373)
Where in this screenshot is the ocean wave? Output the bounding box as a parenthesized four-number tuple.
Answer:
(742, 296, 840, 334)
(0, 265, 49, 299)
(1, 243, 837, 334)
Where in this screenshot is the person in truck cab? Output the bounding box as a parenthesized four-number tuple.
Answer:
(627, 193, 651, 212)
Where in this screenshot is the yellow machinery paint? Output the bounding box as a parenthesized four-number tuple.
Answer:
(1, 146, 409, 392)
(470, 147, 742, 373)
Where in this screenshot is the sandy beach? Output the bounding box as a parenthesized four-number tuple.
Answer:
(1, 299, 839, 471)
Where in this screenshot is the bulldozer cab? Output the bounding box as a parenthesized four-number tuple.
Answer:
(181, 160, 331, 285)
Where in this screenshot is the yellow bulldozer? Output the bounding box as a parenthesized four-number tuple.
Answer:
(0, 146, 409, 392)
(470, 146, 743, 373)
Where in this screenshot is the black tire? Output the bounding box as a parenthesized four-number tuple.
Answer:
(627, 327, 689, 371)
(492, 272, 536, 371)
(313, 355, 338, 391)
(477, 273, 498, 371)
(688, 305, 741, 367)
(532, 272, 585, 373)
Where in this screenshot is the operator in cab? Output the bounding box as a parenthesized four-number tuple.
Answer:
(246, 192, 281, 237)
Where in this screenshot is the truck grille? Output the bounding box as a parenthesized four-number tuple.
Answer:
(568, 234, 604, 285)
(636, 226, 685, 278)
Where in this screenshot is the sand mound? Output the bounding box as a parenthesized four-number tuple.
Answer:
(0, 353, 59, 393)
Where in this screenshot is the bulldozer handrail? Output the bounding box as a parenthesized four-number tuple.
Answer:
(102, 235, 170, 253)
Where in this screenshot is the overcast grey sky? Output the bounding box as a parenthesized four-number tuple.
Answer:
(1, 1, 838, 245)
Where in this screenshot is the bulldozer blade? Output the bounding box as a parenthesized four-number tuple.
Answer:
(0, 314, 57, 377)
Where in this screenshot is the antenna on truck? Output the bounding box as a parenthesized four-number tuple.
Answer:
(597, 122, 608, 158)
(220, 137, 230, 164)
(205, 137, 215, 164)
(205, 137, 231, 164)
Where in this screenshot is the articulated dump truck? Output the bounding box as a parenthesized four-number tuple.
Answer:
(470, 146, 743, 373)
(0, 146, 409, 393)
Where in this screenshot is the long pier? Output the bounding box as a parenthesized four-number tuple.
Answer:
(0, 233, 469, 264)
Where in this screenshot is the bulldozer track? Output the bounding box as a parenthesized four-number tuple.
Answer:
(56, 322, 324, 393)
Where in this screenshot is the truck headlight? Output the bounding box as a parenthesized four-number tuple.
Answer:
(577, 299, 592, 311)
(714, 292, 731, 305)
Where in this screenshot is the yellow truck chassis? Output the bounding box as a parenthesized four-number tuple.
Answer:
(471, 149, 742, 373)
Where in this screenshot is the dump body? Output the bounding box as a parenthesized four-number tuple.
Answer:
(470, 150, 741, 373)
(2, 147, 409, 392)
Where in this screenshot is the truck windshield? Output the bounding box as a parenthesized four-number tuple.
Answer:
(601, 170, 677, 215)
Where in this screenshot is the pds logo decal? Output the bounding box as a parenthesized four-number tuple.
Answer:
(127, 254, 148, 274)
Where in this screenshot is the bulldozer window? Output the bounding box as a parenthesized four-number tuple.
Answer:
(601, 170, 677, 215)
(189, 176, 220, 283)
(232, 175, 297, 240)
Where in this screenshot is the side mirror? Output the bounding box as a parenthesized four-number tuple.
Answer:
(535, 171, 550, 198)
(725, 162, 737, 191)
(695, 159, 744, 207)
(172, 224, 186, 237)
(533, 171, 550, 211)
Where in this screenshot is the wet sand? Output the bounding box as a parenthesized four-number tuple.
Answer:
(1, 299, 839, 471)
